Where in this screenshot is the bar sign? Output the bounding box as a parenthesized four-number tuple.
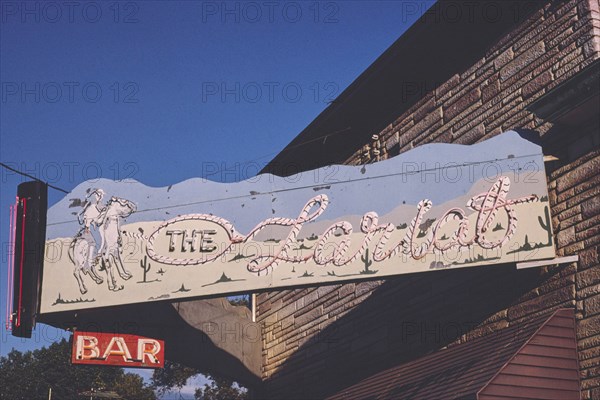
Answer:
(72, 331, 164, 368)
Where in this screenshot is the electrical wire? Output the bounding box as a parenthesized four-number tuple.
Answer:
(1, 125, 358, 196)
(0, 162, 68, 193)
(46, 152, 542, 227)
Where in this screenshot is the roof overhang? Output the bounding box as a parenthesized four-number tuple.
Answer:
(262, 0, 546, 176)
(326, 308, 580, 400)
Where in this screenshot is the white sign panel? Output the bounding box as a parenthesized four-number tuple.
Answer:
(40, 131, 555, 313)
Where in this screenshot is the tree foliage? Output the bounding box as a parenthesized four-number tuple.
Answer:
(151, 360, 199, 397)
(112, 372, 156, 400)
(194, 374, 248, 400)
(151, 361, 248, 400)
(0, 339, 156, 399)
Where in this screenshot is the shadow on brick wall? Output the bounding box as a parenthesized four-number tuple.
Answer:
(263, 263, 548, 399)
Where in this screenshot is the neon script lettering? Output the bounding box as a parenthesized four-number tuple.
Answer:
(146, 177, 536, 275)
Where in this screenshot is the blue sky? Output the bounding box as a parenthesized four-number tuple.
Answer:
(0, 0, 433, 396)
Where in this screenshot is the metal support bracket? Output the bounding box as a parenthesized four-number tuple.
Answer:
(516, 255, 579, 269)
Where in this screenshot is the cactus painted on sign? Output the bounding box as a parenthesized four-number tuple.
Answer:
(140, 255, 151, 283)
(538, 205, 552, 246)
(360, 248, 378, 275)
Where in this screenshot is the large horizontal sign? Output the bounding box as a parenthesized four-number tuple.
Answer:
(40, 131, 555, 313)
(72, 331, 164, 368)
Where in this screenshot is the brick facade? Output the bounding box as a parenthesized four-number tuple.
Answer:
(257, 1, 600, 398)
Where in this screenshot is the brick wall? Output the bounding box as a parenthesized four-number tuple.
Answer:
(257, 1, 600, 398)
(555, 141, 600, 399)
(347, 0, 599, 165)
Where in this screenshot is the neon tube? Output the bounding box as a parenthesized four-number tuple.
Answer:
(5, 203, 16, 330)
(16, 198, 27, 328)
